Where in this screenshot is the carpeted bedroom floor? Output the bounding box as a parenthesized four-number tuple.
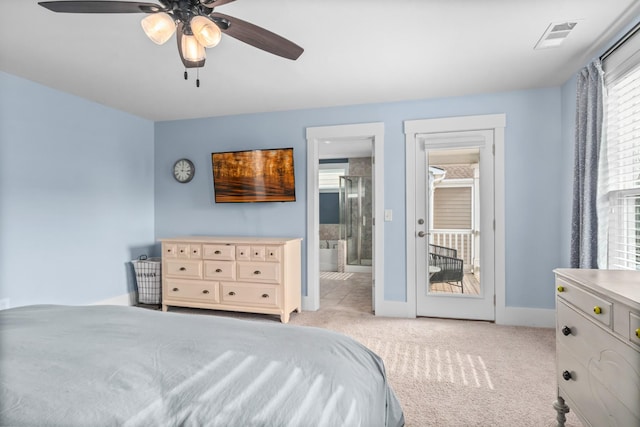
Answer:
(164, 301, 582, 427)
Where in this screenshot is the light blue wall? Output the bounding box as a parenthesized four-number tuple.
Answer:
(155, 87, 564, 309)
(0, 72, 155, 307)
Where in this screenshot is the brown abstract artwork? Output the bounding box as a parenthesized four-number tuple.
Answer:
(212, 148, 296, 203)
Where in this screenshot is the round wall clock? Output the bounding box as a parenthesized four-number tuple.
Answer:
(173, 158, 195, 183)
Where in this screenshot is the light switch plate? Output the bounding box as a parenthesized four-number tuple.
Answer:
(384, 209, 393, 221)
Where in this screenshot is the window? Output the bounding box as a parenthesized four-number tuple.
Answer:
(602, 26, 640, 270)
(318, 163, 348, 192)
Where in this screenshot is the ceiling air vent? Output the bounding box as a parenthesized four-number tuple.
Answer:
(535, 22, 578, 49)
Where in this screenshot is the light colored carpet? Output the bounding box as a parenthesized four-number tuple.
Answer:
(167, 306, 583, 427)
(319, 271, 353, 280)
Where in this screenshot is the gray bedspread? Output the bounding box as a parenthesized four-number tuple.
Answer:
(0, 305, 404, 427)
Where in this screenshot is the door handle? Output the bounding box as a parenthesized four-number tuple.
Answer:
(418, 231, 426, 238)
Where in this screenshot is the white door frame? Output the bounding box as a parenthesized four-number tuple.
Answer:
(404, 114, 507, 322)
(305, 122, 385, 313)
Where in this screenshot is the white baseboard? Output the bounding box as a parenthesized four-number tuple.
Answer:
(92, 292, 136, 306)
(497, 306, 555, 328)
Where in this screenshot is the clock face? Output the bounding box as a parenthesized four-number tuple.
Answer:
(173, 159, 195, 183)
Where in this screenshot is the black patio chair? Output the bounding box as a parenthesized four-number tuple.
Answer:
(429, 251, 464, 293)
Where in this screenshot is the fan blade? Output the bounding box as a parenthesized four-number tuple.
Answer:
(201, 0, 236, 8)
(211, 12, 303, 60)
(176, 22, 206, 69)
(38, 1, 165, 13)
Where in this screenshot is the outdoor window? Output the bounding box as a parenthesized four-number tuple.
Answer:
(319, 163, 348, 192)
(601, 27, 640, 270)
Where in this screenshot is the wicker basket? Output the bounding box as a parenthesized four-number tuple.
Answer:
(131, 255, 162, 304)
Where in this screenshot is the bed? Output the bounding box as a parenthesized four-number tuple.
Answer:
(0, 305, 404, 427)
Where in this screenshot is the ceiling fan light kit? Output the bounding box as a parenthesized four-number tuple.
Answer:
(38, 0, 304, 86)
(141, 12, 175, 45)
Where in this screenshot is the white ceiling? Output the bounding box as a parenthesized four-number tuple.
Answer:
(1, 0, 639, 122)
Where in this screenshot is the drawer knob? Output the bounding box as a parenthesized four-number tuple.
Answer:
(180, 249, 184, 253)
(561, 326, 572, 336)
(179, 267, 186, 271)
(254, 270, 262, 275)
(172, 287, 179, 292)
(193, 250, 197, 254)
(228, 291, 236, 296)
(262, 293, 269, 298)
(215, 250, 221, 254)
(557, 285, 565, 292)
(240, 252, 245, 255)
(562, 371, 572, 381)
(593, 306, 602, 315)
(202, 290, 210, 294)
(636, 328, 640, 339)
(270, 252, 274, 256)
(215, 268, 222, 273)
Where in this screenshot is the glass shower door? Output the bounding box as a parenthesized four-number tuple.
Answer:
(340, 176, 372, 267)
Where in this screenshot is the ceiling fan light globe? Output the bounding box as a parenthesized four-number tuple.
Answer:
(141, 12, 176, 45)
(191, 16, 222, 48)
(181, 35, 206, 62)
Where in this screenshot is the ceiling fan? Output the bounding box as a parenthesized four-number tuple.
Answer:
(38, 0, 304, 86)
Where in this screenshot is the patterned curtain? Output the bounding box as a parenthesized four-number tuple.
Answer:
(570, 60, 604, 268)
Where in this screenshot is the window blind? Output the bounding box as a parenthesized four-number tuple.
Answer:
(603, 45, 640, 270)
(318, 164, 347, 192)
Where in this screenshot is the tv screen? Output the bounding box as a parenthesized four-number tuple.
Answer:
(211, 148, 296, 203)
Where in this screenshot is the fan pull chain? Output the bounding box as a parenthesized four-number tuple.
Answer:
(182, 69, 201, 87)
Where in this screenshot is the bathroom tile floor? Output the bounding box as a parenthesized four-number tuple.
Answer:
(319, 272, 373, 314)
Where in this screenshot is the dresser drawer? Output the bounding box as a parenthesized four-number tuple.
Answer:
(203, 244, 235, 260)
(204, 260, 236, 280)
(265, 246, 281, 262)
(557, 300, 617, 367)
(163, 243, 177, 258)
(556, 279, 612, 327)
(236, 245, 251, 261)
(164, 259, 203, 279)
(631, 313, 640, 348)
(237, 262, 281, 283)
(558, 342, 640, 427)
(220, 283, 280, 308)
(165, 279, 219, 303)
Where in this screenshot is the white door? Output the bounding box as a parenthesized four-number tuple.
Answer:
(415, 130, 495, 320)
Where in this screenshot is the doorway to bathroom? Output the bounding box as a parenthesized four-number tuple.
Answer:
(306, 122, 384, 314)
(317, 142, 373, 313)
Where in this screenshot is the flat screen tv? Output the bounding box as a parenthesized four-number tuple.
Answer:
(211, 148, 296, 203)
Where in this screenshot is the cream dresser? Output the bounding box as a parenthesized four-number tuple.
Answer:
(553, 269, 640, 427)
(160, 236, 302, 323)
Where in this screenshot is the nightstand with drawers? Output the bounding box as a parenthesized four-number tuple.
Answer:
(553, 268, 640, 427)
(160, 236, 302, 323)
